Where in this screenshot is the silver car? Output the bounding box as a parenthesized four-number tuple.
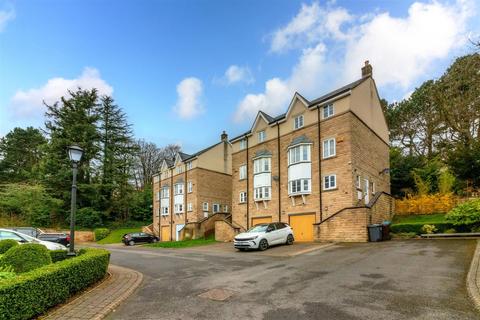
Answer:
(0, 228, 67, 251)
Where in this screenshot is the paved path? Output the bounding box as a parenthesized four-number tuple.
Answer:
(41, 265, 142, 320)
(105, 240, 478, 320)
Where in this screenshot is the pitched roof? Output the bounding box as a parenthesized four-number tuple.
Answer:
(289, 135, 313, 147)
(178, 152, 192, 161)
(183, 141, 222, 161)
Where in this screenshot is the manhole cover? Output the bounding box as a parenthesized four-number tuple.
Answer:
(198, 288, 236, 301)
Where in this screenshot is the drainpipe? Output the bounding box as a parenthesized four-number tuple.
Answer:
(277, 123, 281, 222)
(246, 136, 250, 230)
(157, 174, 161, 238)
(317, 107, 323, 223)
(170, 168, 173, 241)
(184, 163, 187, 225)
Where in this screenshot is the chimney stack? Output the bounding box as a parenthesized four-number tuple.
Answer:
(361, 60, 372, 78)
(221, 131, 228, 142)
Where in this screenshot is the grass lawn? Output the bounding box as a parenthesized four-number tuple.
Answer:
(96, 228, 141, 244)
(392, 213, 446, 224)
(144, 236, 216, 249)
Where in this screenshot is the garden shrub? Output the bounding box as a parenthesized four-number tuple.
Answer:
(49, 250, 67, 263)
(0, 244, 52, 273)
(0, 239, 18, 254)
(390, 222, 455, 235)
(421, 224, 437, 234)
(0, 248, 110, 320)
(0, 265, 15, 281)
(94, 228, 110, 241)
(446, 198, 480, 227)
(444, 228, 457, 234)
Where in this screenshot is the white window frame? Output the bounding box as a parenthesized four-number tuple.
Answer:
(186, 162, 193, 170)
(161, 187, 169, 198)
(323, 104, 334, 118)
(176, 166, 183, 174)
(355, 175, 361, 189)
(323, 138, 336, 159)
(187, 181, 193, 193)
(213, 203, 220, 213)
(253, 157, 271, 174)
(294, 114, 304, 129)
(239, 192, 247, 203)
(323, 174, 337, 190)
(239, 139, 247, 150)
(239, 165, 247, 180)
(174, 183, 184, 195)
(254, 186, 271, 201)
(258, 130, 266, 143)
(288, 178, 311, 195)
(187, 203, 193, 212)
(174, 203, 184, 214)
(288, 144, 311, 165)
(161, 206, 169, 216)
(224, 205, 229, 212)
(203, 202, 209, 211)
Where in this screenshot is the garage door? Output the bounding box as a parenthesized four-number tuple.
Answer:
(289, 214, 315, 242)
(161, 226, 170, 242)
(251, 216, 272, 227)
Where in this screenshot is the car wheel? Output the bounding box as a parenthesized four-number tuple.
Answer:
(152, 238, 159, 243)
(286, 234, 294, 245)
(128, 240, 135, 246)
(258, 239, 269, 251)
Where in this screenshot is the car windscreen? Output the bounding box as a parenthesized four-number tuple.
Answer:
(247, 225, 268, 233)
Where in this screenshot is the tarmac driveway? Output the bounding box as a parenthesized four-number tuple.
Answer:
(105, 240, 478, 320)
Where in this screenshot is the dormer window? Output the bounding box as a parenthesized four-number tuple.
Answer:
(294, 115, 304, 129)
(176, 166, 183, 174)
(323, 104, 334, 119)
(258, 131, 266, 143)
(186, 162, 193, 170)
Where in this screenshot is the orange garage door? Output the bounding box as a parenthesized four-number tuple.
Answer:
(161, 226, 171, 242)
(289, 214, 315, 242)
(251, 216, 272, 227)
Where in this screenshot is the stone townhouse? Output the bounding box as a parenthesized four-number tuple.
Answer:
(224, 62, 394, 242)
(152, 132, 232, 241)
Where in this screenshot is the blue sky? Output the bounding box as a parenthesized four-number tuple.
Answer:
(0, 0, 478, 152)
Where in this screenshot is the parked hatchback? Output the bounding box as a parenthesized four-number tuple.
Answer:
(37, 233, 70, 247)
(122, 232, 159, 246)
(234, 222, 294, 251)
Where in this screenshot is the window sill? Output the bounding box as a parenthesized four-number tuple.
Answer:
(238, 202, 247, 205)
(322, 188, 338, 192)
(254, 198, 271, 202)
(322, 155, 337, 160)
(288, 192, 311, 197)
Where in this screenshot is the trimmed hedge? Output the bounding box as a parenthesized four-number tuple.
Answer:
(0, 244, 52, 273)
(94, 228, 110, 241)
(0, 248, 110, 320)
(390, 222, 462, 234)
(49, 250, 68, 263)
(0, 240, 18, 254)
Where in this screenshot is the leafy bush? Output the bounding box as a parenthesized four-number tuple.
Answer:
(0, 265, 15, 281)
(444, 228, 457, 234)
(49, 250, 67, 263)
(446, 198, 480, 227)
(0, 248, 110, 320)
(421, 224, 437, 234)
(76, 207, 103, 228)
(0, 244, 52, 273)
(391, 222, 455, 235)
(94, 228, 110, 241)
(0, 239, 18, 254)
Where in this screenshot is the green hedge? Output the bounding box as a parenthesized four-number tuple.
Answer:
(94, 228, 110, 241)
(1, 244, 52, 273)
(0, 240, 18, 254)
(0, 248, 110, 320)
(391, 222, 459, 234)
(49, 250, 67, 263)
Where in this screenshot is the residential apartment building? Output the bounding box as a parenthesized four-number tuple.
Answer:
(152, 132, 232, 241)
(227, 62, 393, 242)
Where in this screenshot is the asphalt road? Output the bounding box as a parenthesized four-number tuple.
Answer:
(105, 240, 478, 320)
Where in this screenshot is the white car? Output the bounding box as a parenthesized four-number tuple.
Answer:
(234, 222, 294, 251)
(0, 228, 67, 251)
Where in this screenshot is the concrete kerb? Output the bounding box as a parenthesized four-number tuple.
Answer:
(467, 240, 480, 312)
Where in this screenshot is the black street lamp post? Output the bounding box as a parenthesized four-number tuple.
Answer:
(68, 145, 83, 257)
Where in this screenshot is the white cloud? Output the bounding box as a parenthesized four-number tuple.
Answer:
(0, 7, 15, 32)
(224, 65, 254, 85)
(173, 77, 204, 119)
(343, 0, 474, 87)
(10, 67, 113, 118)
(234, 43, 326, 122)
(235, 0, 475, 122)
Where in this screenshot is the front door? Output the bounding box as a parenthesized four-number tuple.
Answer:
(364, 178, 370, 204)
(289, 214, 315, 241)
(161, 226, 170, 242)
